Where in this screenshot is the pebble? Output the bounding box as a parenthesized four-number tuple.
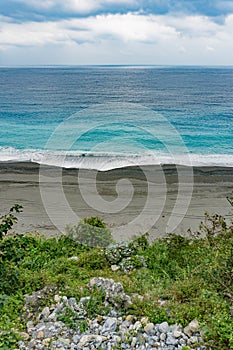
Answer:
(160, 332, 166, 341)
(111, 264, 120, 271)
(68, 256, 79, 261)
(18, 278, 206, 350)
(102, 317, 117, 334)
(166, 333, 178, 345)
(144, 322, 155, 335)
(173, 330, 182, 338)
(159, 321, 170, 333)
(126, 314, 134, 321)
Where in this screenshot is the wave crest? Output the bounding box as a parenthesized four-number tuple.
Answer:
(0, 147, 233, 170)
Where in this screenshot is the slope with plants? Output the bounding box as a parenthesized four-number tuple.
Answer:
(0, 207, 232, 349)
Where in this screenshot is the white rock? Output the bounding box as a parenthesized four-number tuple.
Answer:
(144, 323, 155, 334)
(78, 335, 107, 347)
(160, 332, 166, 341)
(26, 321, 34, 333)
(59, 338, 70, 345)
(131, 336, 137, 348)
(184, 320, 200, 337)
(111, 264, 120, 271)
(68, 256, 79, 261)
(173, 330, 182, 338)
(133, 321, 142, 331)
(189, 319, 200, 332)
(54, 295, 61, 303)
(141, 317, 149, 324)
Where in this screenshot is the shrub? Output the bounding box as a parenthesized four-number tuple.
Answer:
(0, 263, 20, 295)
(66, 216, 114, 248)
(0, 204, 23, 240)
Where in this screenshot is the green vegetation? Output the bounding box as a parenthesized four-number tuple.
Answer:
(0, 204, 23, 240)
(0, 208, 232, 349)
(66, 216, 114, 247)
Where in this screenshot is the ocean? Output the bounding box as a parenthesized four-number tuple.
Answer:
(0, 66, 233, 171)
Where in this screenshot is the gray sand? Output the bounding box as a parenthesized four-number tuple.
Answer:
(0, 162, 232, 242)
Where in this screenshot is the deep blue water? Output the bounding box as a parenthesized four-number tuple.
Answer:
(0, 66, 233, 170)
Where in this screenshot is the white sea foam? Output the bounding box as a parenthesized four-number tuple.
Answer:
(0, 147, 233, 171)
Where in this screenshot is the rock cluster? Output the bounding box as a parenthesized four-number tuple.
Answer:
(88, 277, 132, 308)
(105, 241, 147, 272)
(17, 278, 206, 350)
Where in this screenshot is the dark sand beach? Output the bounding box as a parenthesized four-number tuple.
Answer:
(0, 162, 232, 242)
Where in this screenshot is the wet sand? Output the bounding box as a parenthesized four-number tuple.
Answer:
(0, 162, 232, 242)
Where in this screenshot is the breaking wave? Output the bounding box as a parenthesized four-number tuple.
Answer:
(0, 147, 233, 171)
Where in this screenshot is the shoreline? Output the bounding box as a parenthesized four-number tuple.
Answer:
(0, 161, 232, 241)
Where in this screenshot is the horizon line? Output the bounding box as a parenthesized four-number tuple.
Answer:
(1, 64, 233, 68)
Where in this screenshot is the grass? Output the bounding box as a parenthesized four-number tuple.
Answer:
(0, 221, 232, 349)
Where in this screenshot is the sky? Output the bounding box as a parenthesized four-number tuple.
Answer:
(0, 0, 233, 65)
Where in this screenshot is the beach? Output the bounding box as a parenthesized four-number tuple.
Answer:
(0, 162, 232, 242)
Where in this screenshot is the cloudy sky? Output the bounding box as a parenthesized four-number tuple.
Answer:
(0, 0, 233, 65)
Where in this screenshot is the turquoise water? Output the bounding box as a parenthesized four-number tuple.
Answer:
(0, 66, 233, 170)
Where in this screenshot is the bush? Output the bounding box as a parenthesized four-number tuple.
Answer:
(66, 216, 114, 247)
(0, 263, 20, 295)
(0, 204, 23, 240)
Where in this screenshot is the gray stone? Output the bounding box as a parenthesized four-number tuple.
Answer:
(59, 337, 70, 345)
(79, 296, 91, 305)
(47, 311, 57, 322)
(189, 335, 199, 344)
(72, 334, 80, 344)
(39, 306, 50, 319)
(112, 335, 121, 343)
(68, 297, 77, 307)
(78, 335, 107, 347)
(102, 317, 117, 334)
(137, 333, 146, 345)
(88, 277, 132, 308)
(166, 333, 178, 345)
(121, 320, 131, 329)
(179, 338, 186, 346)
(18, 280, 206, 350)
(159, 321, 169, 333)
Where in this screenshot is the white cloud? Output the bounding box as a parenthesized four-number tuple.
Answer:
(70, 13, 178, 42)
(161, 15, 220, 37)
(0, 13, 179, 48)
(1, 12, 233, 64)
(0, 21, 65, 47)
